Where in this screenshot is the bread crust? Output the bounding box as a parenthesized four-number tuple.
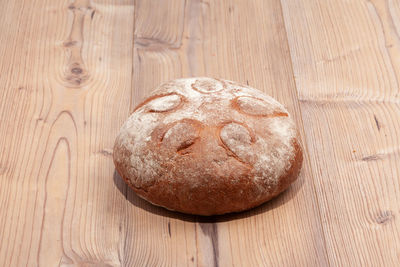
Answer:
(113, 77, 303, 215)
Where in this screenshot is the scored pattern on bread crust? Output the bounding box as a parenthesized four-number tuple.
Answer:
(191, 77, 224, 93)
(219, 122, 256, 165)
(114, 77, 299, 207)
(232, 96, 289, 117)
(160, 119, 201, 154)
(147, 94, 182, 112)
(133, 92, 184, 113)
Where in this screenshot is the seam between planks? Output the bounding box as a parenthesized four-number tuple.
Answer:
(120, 1, 137, 266)
(277, 0, 332, 266)
(130, 0, 138, 114)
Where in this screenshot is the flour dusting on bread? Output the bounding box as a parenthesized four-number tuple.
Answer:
(146, 94, 181, 112)
(114, 77, 302, 215)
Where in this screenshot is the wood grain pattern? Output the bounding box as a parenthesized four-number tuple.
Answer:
(0, 0, 134, 266)
(0, 0, 399, 266)
(281, 0, 400, 265)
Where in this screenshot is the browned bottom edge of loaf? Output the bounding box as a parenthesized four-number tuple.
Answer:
(114, 146, 303, 216)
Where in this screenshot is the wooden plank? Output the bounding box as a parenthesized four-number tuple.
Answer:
(0, 0, 134, 266)
(281, 0, 400, 265)
(129, 0, 328, 266)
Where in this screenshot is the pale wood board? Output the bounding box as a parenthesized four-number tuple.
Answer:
(281, 0, 400, 265)
(0, 0, 398, 266)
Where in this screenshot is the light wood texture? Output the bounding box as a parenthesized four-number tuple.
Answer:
(0, 0, 134, 266)
(0, 0, 399, 266)
(281, 0, 400, 266)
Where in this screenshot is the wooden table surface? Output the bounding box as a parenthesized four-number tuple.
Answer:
(1, 0, 400, 266)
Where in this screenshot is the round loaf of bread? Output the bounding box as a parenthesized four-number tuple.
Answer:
(113, 77, 303, 215)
